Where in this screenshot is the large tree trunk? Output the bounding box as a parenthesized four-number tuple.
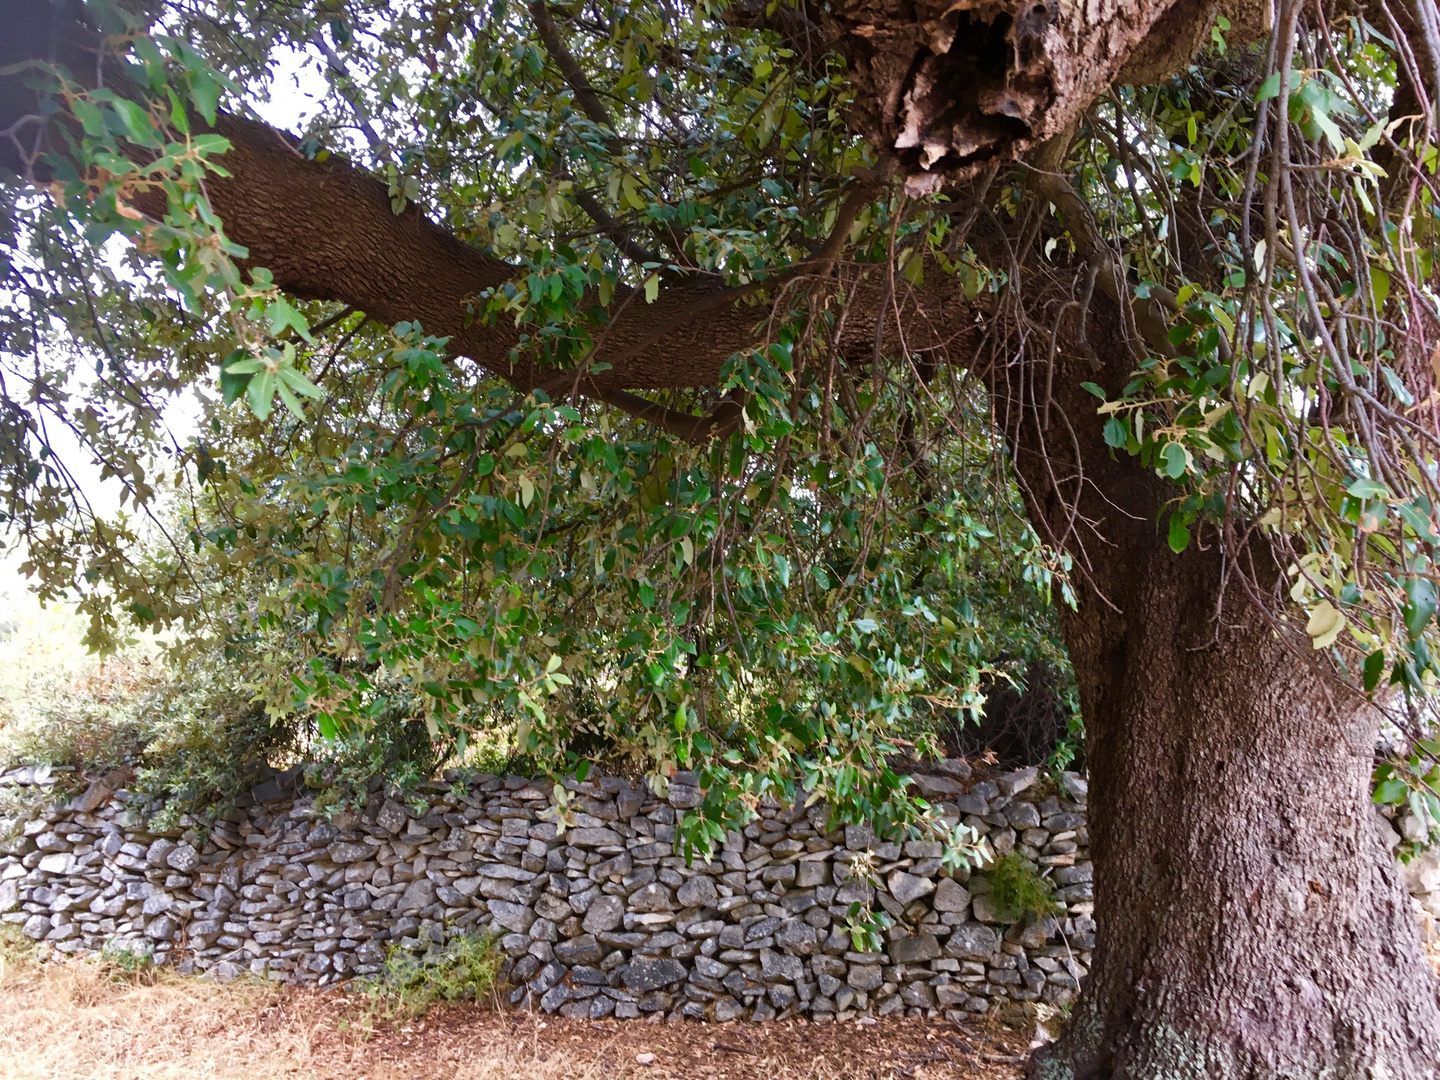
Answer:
(990, 300, 1440, 1078)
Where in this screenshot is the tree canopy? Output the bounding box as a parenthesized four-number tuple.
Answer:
(7, 0, 1440, 1073)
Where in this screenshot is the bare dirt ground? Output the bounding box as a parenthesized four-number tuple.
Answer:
(0, 959, 1034, 1080)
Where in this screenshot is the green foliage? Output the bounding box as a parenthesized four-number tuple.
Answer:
(1373, 737, 1440, 860)
(982, 854, 1061, 923)
(357, 933, 502, 1019)
(7, 0, 1435, 857)
(98, 936, 156, 981)
(0, 922, 40, 975)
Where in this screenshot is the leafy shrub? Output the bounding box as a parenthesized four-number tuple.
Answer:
(98, 937, 156, 982)
(358, 933, 502, 1019)
(0, 921, 39, 975)
(983, 853, 1062, 922)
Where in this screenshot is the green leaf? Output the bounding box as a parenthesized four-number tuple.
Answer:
(1363, 649, 1386, 693)
(111, 98, 161, 148)
(266, 297, 313, 342)
(1080, 382, 1106, 399)
(1160, 441, 1188, 479)
(1103, 416, 1129, 448)
(1374, 777, 1409, 804)
(1256, 72, 1283, 100)
(246, 370, 277, 420)
(1403, 576, 1437, 639)
(1167, 513, 1191, 553)
(1346, 478, 1390, 500)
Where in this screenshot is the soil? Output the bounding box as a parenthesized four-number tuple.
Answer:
(351, 1008, 1035, 1080)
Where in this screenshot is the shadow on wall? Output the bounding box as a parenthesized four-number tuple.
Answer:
(945, 662, 1078, 771)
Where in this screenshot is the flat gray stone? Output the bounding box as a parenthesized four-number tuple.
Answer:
(676, 875, 718, 908)
(1059, 772, 1088, 801)
(887, 870, 935, 905)
(21, 914, 49, 940)
(628, 883, 674, 912)
(554, 934, 603, 966)
(145, 914, 175, 941)
(944, 923, 1000, 960)
(568, 826, 623, 847)
(759, 947, 804, 982)
(911, 774, 964, 798)
(970, 893, 1011, 923)
(582, 894, 624, 934)
(376, 800, 409, 834)
(846, 963, 883, 990)
(397, 879, 436, 914)
(165, 843, 201, 873)
(620, 957, 687, 991)
(488, 899, 537, 934)
(890, 932, 942, 964)
(933, 877, 970, 912)
(330, 842, 371, 864)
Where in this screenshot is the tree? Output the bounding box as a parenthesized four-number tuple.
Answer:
(4, 0, 1440, 1075)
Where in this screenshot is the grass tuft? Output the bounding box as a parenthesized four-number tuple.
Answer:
(357, 932, 503, 1020)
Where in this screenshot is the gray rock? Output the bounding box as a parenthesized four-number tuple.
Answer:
(165, 842, 201, 873)
(628, 883, 674, 913)
(933, 877, 970, 913)
(36, 854, 69, 875)
(397, 879, 436, 913)
(1059, 772, 1088, 801)
(887, 870, 935, 905)
(901, 981, 936, 1008)
(331, 842, 371, 864)
(970, 894, 1012, 924)
(714, 996, 744, 1022)
(945, 923, 1000, 960)
(774, 920, 818, 956)
(936, 983, 970, 1006)
(954, 793, 990, 816)
(668, 785, 703, 810)
(69, 780, 113, 813)
(582, 894, 625, 934)
(554, 934, 604, 966)
(936, 759, 972, 779)
(568, 827, 623, 847)
(620, 957, 687, 991)
(676, 875, 718, 908)
(1005, 802, 1042, 830)
(145, 915, 175, 941)
(889, 933, 941, 964)
(846, 963, 883, 990)
(1054, 863, 1093, 886)
(145, 839, 176, 866)
(376, 800, 409, 834)
(488, 899, 536, 934)
(760, 947, 804, 982)
(21, 914, 49, 940)
(996, 767, 1039, 797)
(911, 774, 964, 798)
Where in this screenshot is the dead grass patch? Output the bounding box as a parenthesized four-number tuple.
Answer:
(0, 957, 1030, 1080)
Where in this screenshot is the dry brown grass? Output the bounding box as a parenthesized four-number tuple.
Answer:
(0, 955, 1029, 1080)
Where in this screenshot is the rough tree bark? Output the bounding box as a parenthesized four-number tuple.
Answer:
(823, 0, 1266, 192)
(4, 4, 1440, 1076)
(991, 296, 1440, 1078)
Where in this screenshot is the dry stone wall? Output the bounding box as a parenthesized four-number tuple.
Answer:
(2, 762, 1434, 1022)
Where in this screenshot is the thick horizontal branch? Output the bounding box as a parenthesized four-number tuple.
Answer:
(0, 4, 977, 419)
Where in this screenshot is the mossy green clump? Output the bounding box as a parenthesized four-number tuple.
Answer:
(985, 853, 1063, 921)
(358, 933, 502, 1019)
